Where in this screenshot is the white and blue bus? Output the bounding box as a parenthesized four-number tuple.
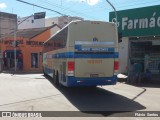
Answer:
(43, 20, 119, 87)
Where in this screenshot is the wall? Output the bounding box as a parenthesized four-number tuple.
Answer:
(18, 16, 45, 29)
(0, 26, 59, 72)
(119, 37, 129, 73)
(50, 25, 61, 36)
(19, 28, 51, 71)
(45, 17, 58, 27)
(45, 16, 83, 28)
(0, 12, 17, 72)
(0, 12, 17, 36)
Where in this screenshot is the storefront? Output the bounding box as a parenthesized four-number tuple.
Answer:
(0, 24, 60, 72)
(109, 5, 160, 77)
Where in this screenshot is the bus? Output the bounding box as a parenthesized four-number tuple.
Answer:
(43, 20, 119, 87)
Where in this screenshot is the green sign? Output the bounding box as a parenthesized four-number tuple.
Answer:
(109, 5, 160, 37)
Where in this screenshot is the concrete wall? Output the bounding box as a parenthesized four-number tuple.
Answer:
(50, 26, 61, 36)
(119, 37, 129, 74)
(0, 12, 17, 36)
(19, 16, 83, 29)
(45, 16, 83, 28)
(0, 58, 1, 72)
(45, 17, 58, 27)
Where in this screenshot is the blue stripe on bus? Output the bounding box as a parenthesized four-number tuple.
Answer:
(67, 76, 117, 87)
(44, 67, 117, 87)
(75, 45, 115, 52)
(44, 67, 53, 77)
(51, 52, 119, 59)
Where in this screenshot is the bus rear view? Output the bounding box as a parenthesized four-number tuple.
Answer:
(43, 20, 119, 87)
(67, 21, 119, 86)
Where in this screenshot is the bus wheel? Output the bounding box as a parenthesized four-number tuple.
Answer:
(53, 71, 56, 82)
(43, 67, 47, 76)
(54, 71, 59, 86)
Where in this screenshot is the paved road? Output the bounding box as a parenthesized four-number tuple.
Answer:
(0, 73, 160, 120)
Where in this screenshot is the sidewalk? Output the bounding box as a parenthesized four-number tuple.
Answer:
(1, 69, 42, 74)
(118, 73, 160, 84)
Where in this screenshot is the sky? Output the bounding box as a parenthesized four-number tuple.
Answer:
(0, 0, 160, 21)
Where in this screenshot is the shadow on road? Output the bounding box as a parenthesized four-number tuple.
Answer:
(45, 75, 146, 116)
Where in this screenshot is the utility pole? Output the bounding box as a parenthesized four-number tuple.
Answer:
(105, 0, 118, 27)
(14, 31, 17, 72)
(0, 36, 1, 73)
(13, 13, 44, 72)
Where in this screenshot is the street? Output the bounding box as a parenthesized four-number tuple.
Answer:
(0, 73, 160, 119)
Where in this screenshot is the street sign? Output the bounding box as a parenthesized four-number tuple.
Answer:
(109, 5, 160, 37)
(34, 12, 46, 19)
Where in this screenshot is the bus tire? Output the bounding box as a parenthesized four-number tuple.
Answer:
(53, 70, 56, 81)
(43, 67, 47, 76)
(54, 71, 59, 86)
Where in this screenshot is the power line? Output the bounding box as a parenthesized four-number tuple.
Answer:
(79, 0, 160, 13)
(80, 0, 160, 17)
(100, 0, 160, 11)
(18, 15, 33, 25)
(16, 0, 67, 16)
(38, 0, 97, 20)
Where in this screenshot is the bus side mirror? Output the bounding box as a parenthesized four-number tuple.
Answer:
(118, 32, 122, 43)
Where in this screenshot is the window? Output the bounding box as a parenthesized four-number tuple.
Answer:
(51, 27, 68, 50)
(31, 53, 38, 68)
(43, 27, 68, 52)
(31, 20, 34, 23)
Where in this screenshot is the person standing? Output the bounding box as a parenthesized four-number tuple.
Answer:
(134, 62, 142, 84)
(17, 52, 23, 70)
(128, 61, 135, 84)
(143, 69, 152, 83)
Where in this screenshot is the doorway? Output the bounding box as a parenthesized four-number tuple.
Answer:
(3, 50, 21, 70)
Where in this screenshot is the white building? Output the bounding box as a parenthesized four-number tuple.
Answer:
(17, 15, 45, 29)
(45, 16, 83, 28)
(18, 15, 83, 29)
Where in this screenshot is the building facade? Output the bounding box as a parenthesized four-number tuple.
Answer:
(18, 15, 83, 29)
(45, 16, 83, 28)
(17, 12, 45, 29)
(0, 12, 17, 72)
(0, 25, 60, 72)
(110, 5, 160, 75)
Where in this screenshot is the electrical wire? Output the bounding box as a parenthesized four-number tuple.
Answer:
(16, 0, 67, 16)
(38, 0, 97, 20)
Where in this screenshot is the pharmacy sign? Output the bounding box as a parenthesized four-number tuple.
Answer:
(109, 5, 160, 37)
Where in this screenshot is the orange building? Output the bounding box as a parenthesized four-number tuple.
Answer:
(0, 24, 61, 72)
